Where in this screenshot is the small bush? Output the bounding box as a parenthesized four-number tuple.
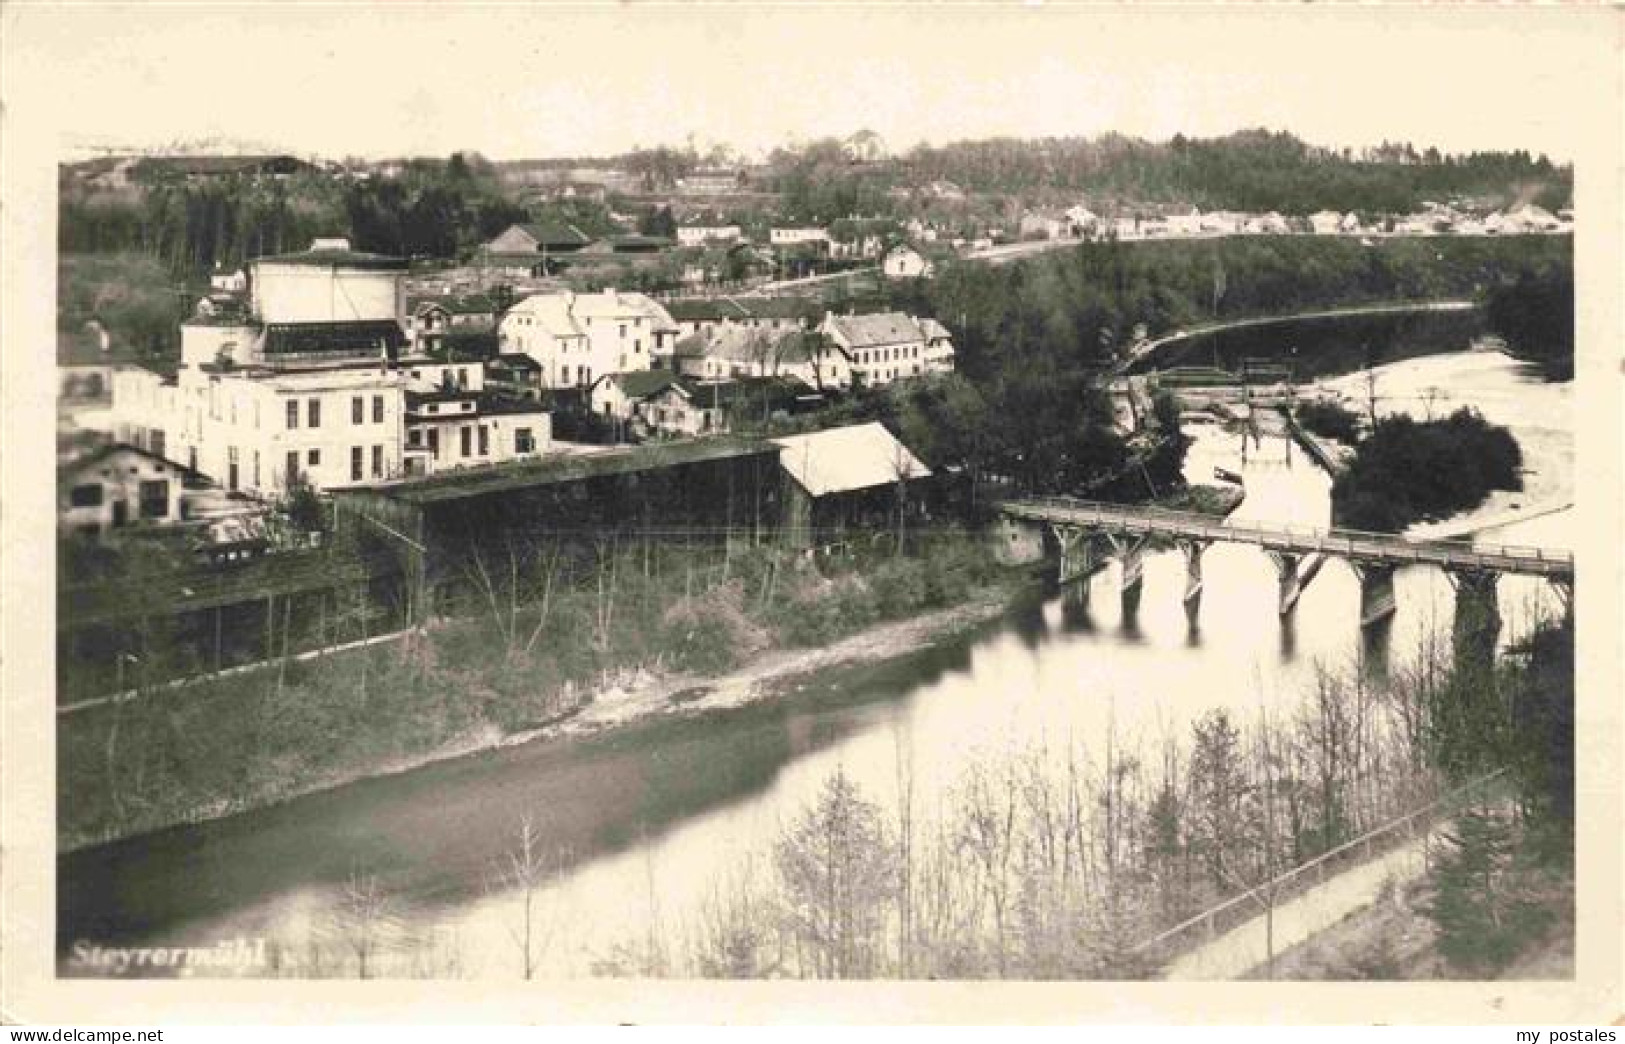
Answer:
(1296, 400, 1362, 443)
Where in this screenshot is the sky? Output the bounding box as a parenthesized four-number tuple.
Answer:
(2, 4, 1606, 163)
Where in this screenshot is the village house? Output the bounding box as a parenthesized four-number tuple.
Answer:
(1065, 205, 1102, 238)
(771, 422, 931, 552)
(59, 442, 199, 540)
(479, 220, 593, 276)
(1018, 210, 1069, 241)
(1308, 210, 1344, 235)
(405, 293, 501, 356)
(498, 289, 679, 389)
(819, 311, 954, 388)
(769, 226, 830, 249)
(677, 168, 745, 195)
(635, 376, 818, 438)
(676, 222, 744, 247)
(670, 327, 844, 389)
(882, 244, 934, 280)
(1243, 212, 1292, 235)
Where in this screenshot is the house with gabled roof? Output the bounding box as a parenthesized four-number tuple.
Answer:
(819, 311, 954, 388)
(499, 289, 679, 390)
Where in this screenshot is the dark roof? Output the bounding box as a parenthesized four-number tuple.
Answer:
(490, 353, 542, 373)
(411, 293, 497, 316)
(675, 376, 814, 409)
(262, 320, 406, 357)
(406, 389, 481, 406)
(437, 330, 501, 360)
(518, 220, 592, 249)
(60, 442, 206, 487)
(477, 392, 550, 417)
(254, 246, 407, 270)
(598, 369, 682, 400)
(665, 298, 751, 322)
(368, 436, 777, 505)
(739, 296, 822, 322)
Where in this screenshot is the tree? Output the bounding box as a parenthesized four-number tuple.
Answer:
(774, 769, 898, 978)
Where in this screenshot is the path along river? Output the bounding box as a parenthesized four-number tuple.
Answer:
(58, 347, 1571, 978)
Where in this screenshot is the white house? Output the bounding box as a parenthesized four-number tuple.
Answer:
(59, 442, 196, 540)
(498, 289, 679, 389)
(882, 245, 934, 280)
(1308, 210, 1344, 235)
(676, 223, 744, 247)
(770, 227, 830, 247)
(819, 312, 954, 388)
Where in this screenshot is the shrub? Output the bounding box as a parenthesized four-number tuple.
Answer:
(1296, 400, 1362, 443)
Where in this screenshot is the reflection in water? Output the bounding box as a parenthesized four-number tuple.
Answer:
(1278, 614, 1298, 661)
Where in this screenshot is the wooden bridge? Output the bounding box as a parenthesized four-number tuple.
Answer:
(997, 496, 1572, 629)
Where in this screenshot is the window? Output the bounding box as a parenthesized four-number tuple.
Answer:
(460, 426, 472, 457)
(253, 450, 260, 487)
(515, 428, 535, 454)
(352, 396, 364, 424)
(286, 451, 299, 484)
(138, 480, 169, 520)
(634, 338, 642, 353)
(307, 448, 321, 467)
(351, 446, 363, 482)
(308, 398, 321, 428)
(428, 428, 440, 459)
(458, 368, 469, 389)
(478, 425, 489, 456)
(286, 400, 299, 429)
(619, 324, 626, 338)
(371, 445, 383, 478)
(372, 395, 384, 423)
(408, 429, 422, 447)
(69, 484, 102, 508)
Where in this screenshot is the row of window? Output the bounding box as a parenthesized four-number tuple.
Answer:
(856, 344, 922, 365)
(282, 444, 387, 484)
(406, 425, 536, 457)
(67, 480, 169, 520)
(285, 395, 387, 430)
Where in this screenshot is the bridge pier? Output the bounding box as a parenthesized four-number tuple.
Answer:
(1351, 563, 1397, 630)
(1267, 550, 1328, 616)
(1106, 532, 1152, 617)
(1549, 577, 1573, 621)
(1177, 539, 1208, 623)
(1446, 567, 1501, 675)
(1049, 524, 1102, 588)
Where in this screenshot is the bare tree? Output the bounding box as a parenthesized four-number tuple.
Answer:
(335, 868, 394, 979)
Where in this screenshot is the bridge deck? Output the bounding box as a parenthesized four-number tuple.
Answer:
(1000, 497, 1573, 579)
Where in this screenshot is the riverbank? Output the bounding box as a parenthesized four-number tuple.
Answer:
(58, 552, 1032, 854)
(1315, 350, 1574, 543)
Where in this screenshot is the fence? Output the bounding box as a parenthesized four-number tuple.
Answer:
(1132, 768, 1508, 963)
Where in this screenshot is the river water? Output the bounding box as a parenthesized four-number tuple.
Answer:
(57, 348, 1571, 979)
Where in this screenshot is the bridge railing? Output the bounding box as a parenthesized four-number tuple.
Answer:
(1000, 496, 1573, 572)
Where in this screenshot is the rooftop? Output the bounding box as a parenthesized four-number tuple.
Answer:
(598, 369, 682, 400)
(824, 312, 928, 349)
(253, 239, 407, 271)
(772, 422, 930, 497)
(367, 435, 778, 506)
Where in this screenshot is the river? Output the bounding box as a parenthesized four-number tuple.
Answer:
(57, 347, 1571, 979)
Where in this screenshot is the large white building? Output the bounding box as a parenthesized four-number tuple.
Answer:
(111, 238, 548, 496)
(498, 290, 679, 390)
